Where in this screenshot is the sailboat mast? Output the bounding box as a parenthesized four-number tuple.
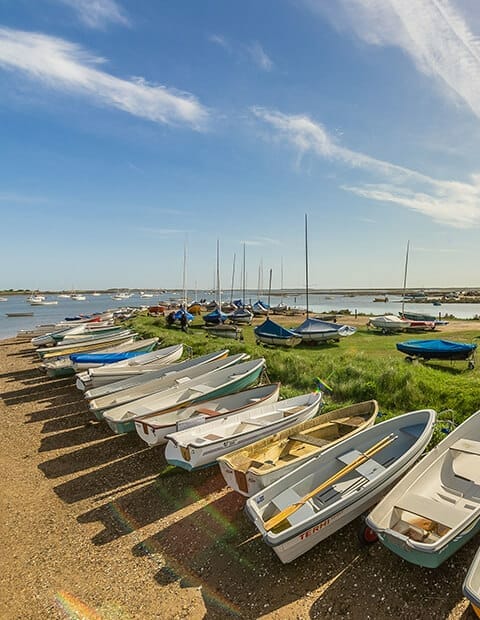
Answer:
(280, 256, 284, 306)
(230, 253, 236, 305)
(401, 240, 410, 316)
(216, 238, 221, 309)
(267, 268, 272, 317)
(305, 213, 310, 320)
(182, 242, 187, 308)
(242, 243, 246, 307)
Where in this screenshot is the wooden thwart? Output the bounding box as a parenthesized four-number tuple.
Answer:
(264, 433, 397, 531)
(288, 433, 330, 448)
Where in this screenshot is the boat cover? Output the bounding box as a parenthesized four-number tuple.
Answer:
(173, 310, 194, 322)
(254, 318, 298, 339)
(253, 300, 269, 312)
(69, 350, 146, 364)
(397, 339, 476, 360)
(203, 308, 229, 324)
(294, 318, 356, 336)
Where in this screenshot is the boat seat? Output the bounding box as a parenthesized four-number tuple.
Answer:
(450, 439, 480, 456)
(336, 417, 364, 430)
(288, 433, 330, 448)
(269, 487, 315, 527)
(280, 405, 304, 415)
(337, 449, 386, 481)
(204, 433, 223, 441)
(195, 407, 219, 416)
(395, 493, 466, 529)
(449, 441, 480, 484)
(190, 384, 211, 394)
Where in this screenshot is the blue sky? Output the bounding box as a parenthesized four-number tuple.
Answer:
(1, 0, 480, 290)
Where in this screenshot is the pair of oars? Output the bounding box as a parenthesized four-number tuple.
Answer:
(263, 433, 397, 532)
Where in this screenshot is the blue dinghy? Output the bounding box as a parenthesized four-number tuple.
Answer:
(397, 339, 476, 366)
(254, 318, 301, 347)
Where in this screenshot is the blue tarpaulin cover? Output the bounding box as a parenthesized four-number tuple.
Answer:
(254, 318, 298, 339)
(397, 339, 476, 360)
(70, 350, 146, 364)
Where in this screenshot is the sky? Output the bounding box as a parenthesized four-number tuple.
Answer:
(1, 0, 480, 290)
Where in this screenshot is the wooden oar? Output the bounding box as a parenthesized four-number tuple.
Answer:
(264, 433, 397, 531)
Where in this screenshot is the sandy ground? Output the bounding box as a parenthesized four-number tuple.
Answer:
(0, 335, 478, 620)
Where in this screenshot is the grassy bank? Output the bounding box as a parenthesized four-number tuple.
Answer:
(127, 314, 480, 433)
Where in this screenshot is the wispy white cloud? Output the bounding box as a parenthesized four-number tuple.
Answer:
(57, 0, 129, 29)
(356, 216, 377, 224)
(252, 106, 480, 228)
(208, 34, 231, 52)
(137, 227, 189, 236)
(247, 42, 273, 71)
(208, 34, 273, 71)
(307, 0, 480, 121)
(0, 27, 208, 129)
(0, 192, 50, 204)
(241, 236, 279, 246)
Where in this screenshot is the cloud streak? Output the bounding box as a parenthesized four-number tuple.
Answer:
(308, 0, 480, 121)
(247, 42, 274, 71)
(208, 34, 273, 71)
(252, 106, 480, 228)
(57, 0, 129, 29)
(0, 27, 208, 129)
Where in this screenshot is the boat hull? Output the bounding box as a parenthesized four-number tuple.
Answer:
(376, 516, 480, 568)
(104, 362, 264, 434)
(165, 396, 320, 470)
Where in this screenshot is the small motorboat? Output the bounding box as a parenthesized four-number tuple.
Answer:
(245, 409, 436, 563)
(366, 409, 480, 568)
(396, 339, 476, 369)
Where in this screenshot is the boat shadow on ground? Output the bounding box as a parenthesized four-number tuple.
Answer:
(134, 502, 480, 620)
(25, 401, 87, 427)
(132, 494, 366, 619)
(77, 468, 226, 545)
(308, 532, 480, 620)
(0, 367, 41, 380)
(52, 445, 174, 504)
(1, 378, 74, 406)
(39, 431, 146, 475)
(38, 419, 108, 450)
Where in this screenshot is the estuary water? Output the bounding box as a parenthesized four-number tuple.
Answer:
(1, 292, 479, 340)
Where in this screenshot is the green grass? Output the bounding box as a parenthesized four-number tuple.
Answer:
(127, 314, 480, 428)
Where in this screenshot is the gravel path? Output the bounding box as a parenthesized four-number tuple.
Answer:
(0, 336, 477, 619)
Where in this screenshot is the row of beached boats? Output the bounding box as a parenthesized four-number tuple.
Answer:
(23, 313, 480, 614)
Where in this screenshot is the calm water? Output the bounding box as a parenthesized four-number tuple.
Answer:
(1, 291, 479, 340)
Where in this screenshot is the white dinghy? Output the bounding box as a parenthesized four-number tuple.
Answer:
(82, 350, 229, 398)
(165, 392, 322, 471)
(102, 358, 266, 434)
(76, 343, 184, 390)
(245, 409, 436, 563)
(135, 383, 281, 447)
(366, 409, 480, 568)
(463, 545, 480, 617)
(88, 353, 247, 414)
